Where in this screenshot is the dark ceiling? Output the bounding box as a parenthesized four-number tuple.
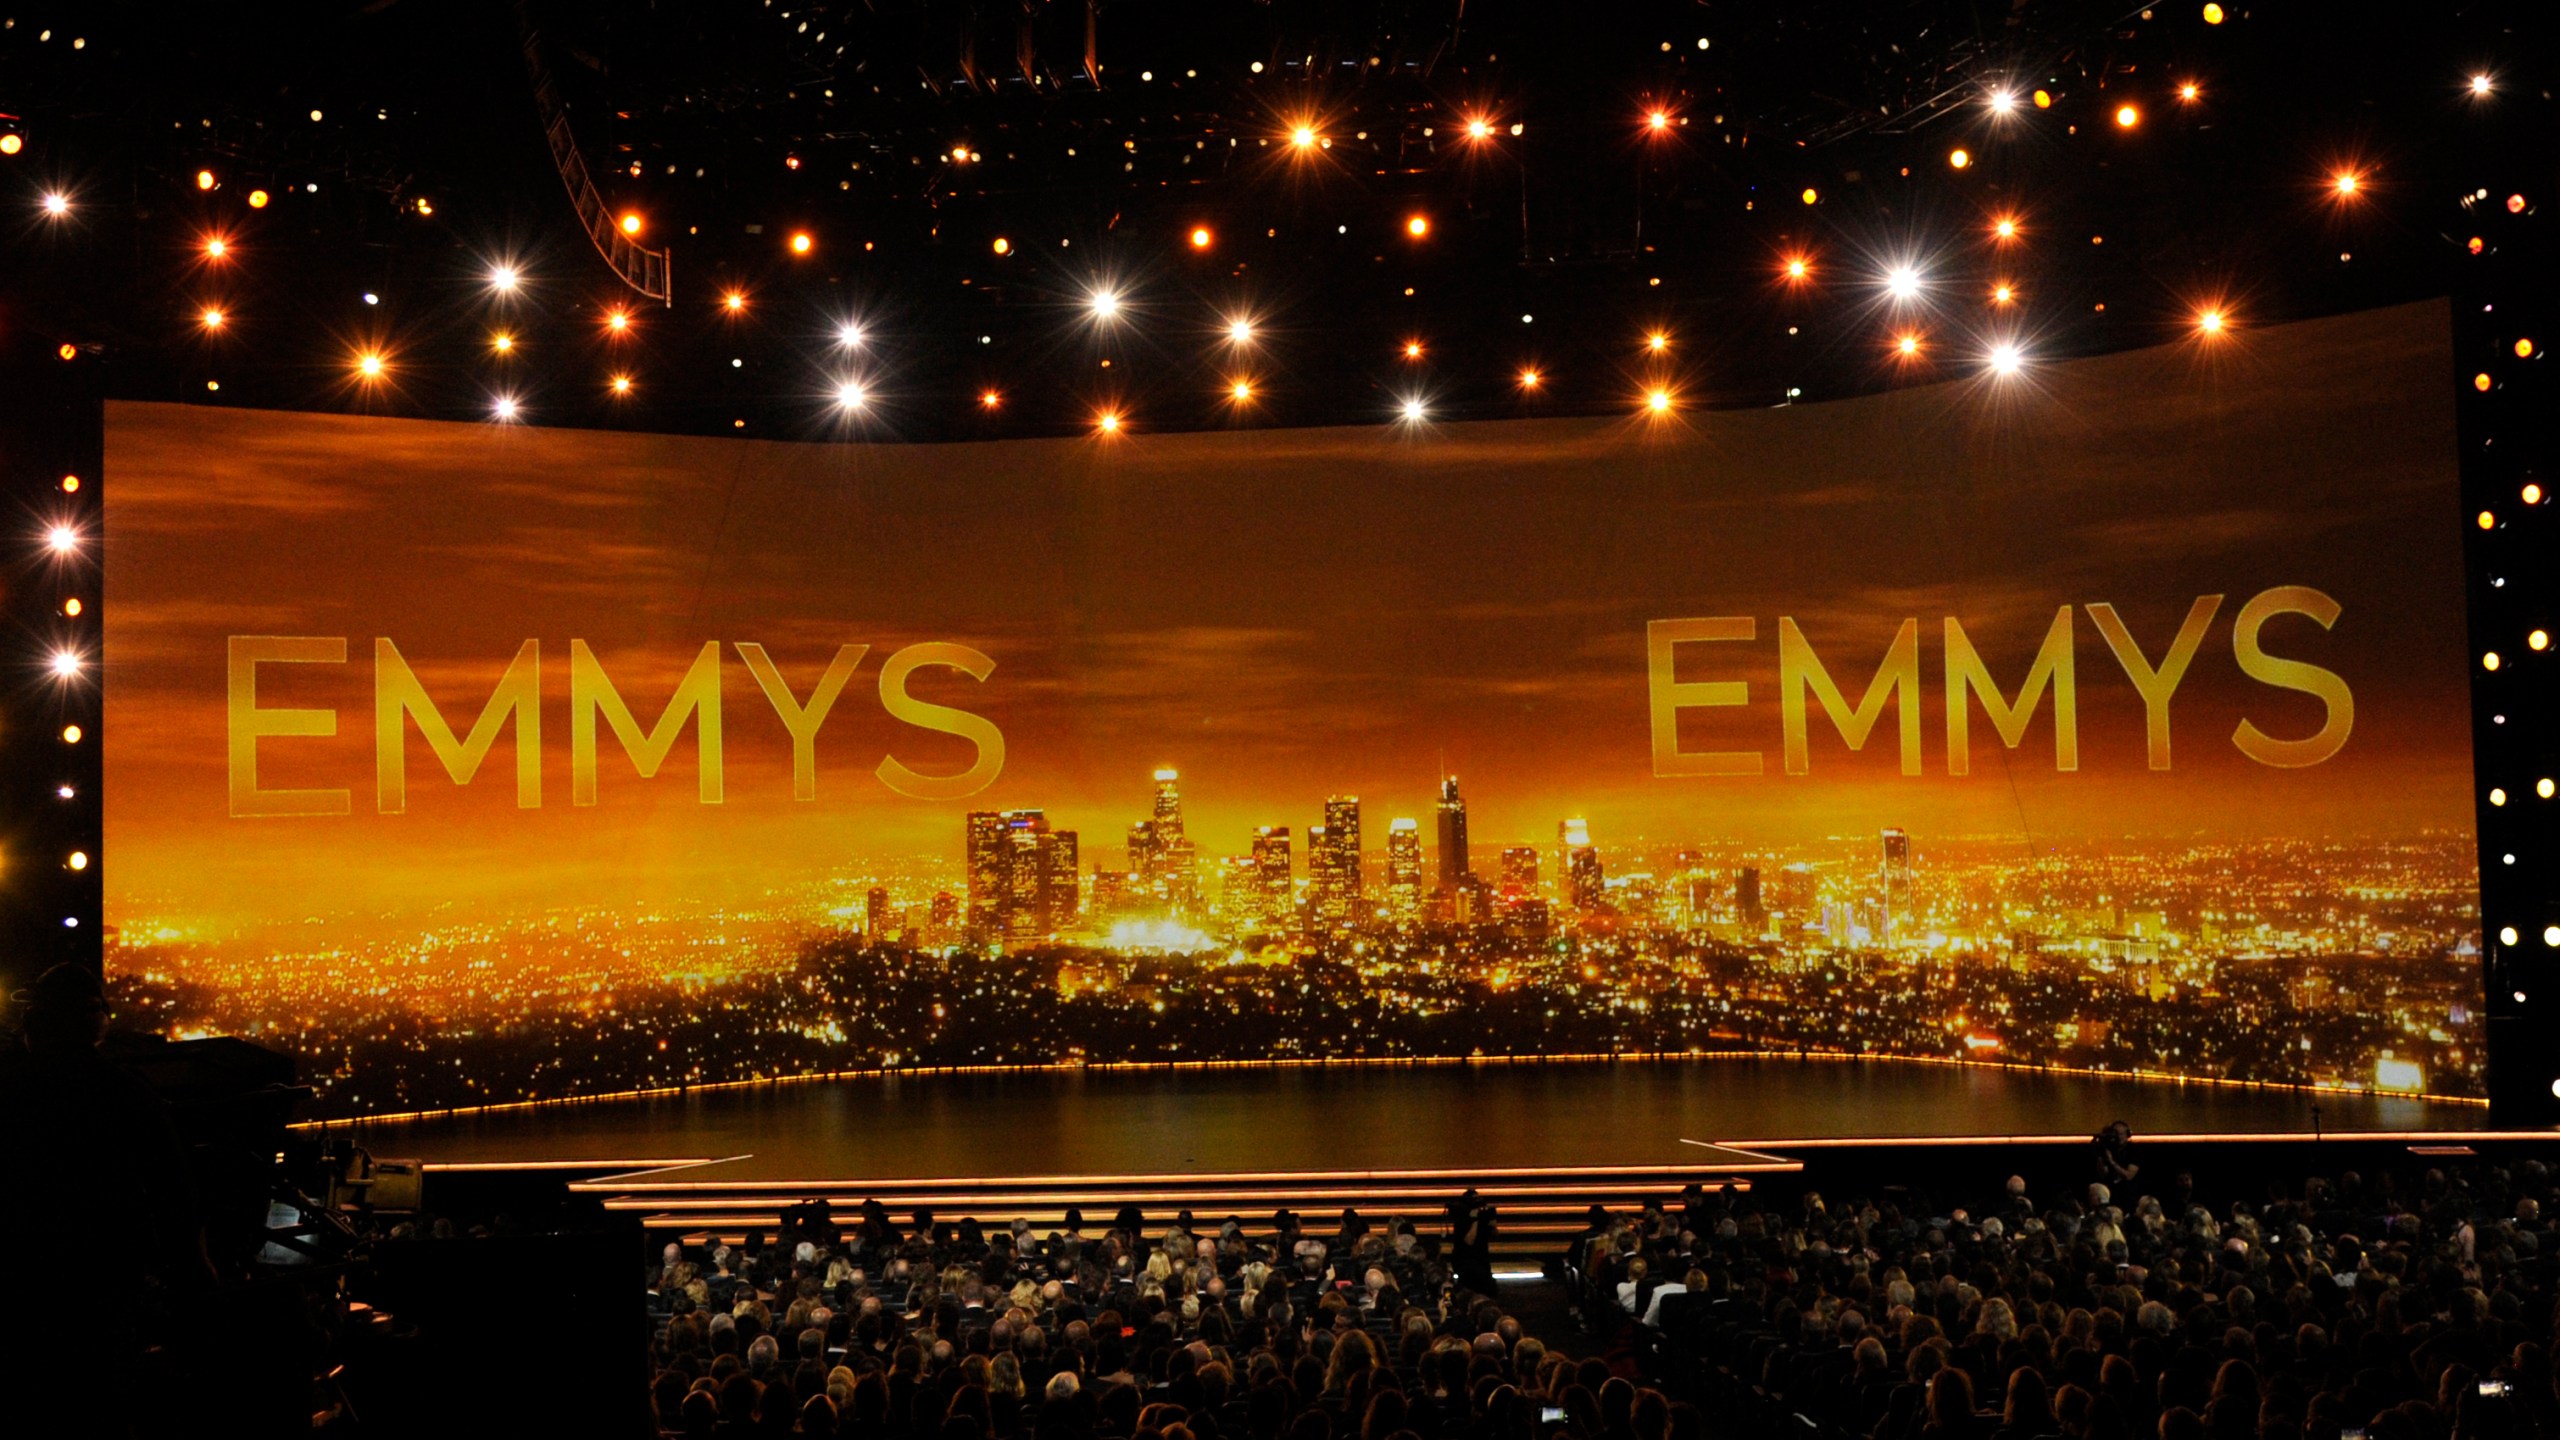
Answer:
(1, 0, 2551, 440)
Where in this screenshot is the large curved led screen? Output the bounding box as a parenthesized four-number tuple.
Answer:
(103, 302, 2478, 1116)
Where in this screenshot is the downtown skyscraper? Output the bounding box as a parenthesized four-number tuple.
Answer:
(1385, 819, 1423, 921)
(1435, 776, 1470, 886)
(1311, 795, 1363, 927)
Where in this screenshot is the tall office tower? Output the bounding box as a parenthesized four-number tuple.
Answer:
(1499, 846, 1540, 891)
(964, 811, 1010, 934)
(1559, 817, 1605, 910)
(1039, 828, 1081, 933)
(1000, 810, 1052, 941)
(1088, 870, 1130, 920)
(1435, 776, 1470, 885)
(1385, 818, 1424, 919)
(1313, 795, 1362, 924)
(1880, 827, 1913, 934)
(865, 886, 892, 941)
(1249, 826, 1294, 925)
(926, 890, 959, 944)
(1128, 818, 1161, 878)
(1737, 866, 1765, 928)
(1153, 768, 1184, 838)
(1160, 834, 1199, 910)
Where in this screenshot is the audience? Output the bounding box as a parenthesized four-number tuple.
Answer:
(638, 1145, 2560, 1439)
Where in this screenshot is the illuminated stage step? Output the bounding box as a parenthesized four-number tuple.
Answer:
(561, 1159, 1789, 1254)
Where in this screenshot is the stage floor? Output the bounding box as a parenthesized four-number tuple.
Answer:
(326, 1056, 2484, 1182)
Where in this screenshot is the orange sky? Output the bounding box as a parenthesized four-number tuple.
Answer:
(103, 302, 2472, 932)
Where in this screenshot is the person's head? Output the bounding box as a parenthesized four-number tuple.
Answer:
(1927, 1369, 1975, 1428)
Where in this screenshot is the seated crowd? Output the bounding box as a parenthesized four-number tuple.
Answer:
(648, 1146, 2560, 1440)
(1572, 1148, 2558, 1440)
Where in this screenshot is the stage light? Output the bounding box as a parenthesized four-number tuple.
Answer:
(0, 134, 19, 156)
(247, 188, 269, 208)
(2196, 308, 2225, 334)
(59, 475, 78, 493)
(45, 524, 79, 554)
(57, 343, 75, 361)
(1987, 89, 2018, 114)
(1801, 188, 1819, 205)
(1949, 148, 1971, 169)
(1289, 123, 1319, 150)
(1401, 397, 1428, 422)
(2534, 630, 2551, 651)
(992, 237, 1010, 255)
(1518, 368, 1541, 389)
(1089, 288, 1122, 320)
(1897, 334, 1922, 358)
(356, 351, 385, 379)
(200, 307, 225, 330)
(50, 650, 81, 678)
(1645, 388, 1674, 415)
(63, 599, 81, 616)
(2516, 338, 2535, 358)
(2032, 89, 2052, 109)
(605, 308, 631, 334)
(489, 265, 520, 293)
(492, 395, 522, 422)
(1190, 226, 1213, 249)
(491, 332, 515, 355)
(835, 381, 867, 411)
(2332, 171, 2361, 197)
(41, 191, 69, 216)
(1993, 216, 2020, 242)
(790, 231, 814, 254)
(60, 724, 81, 743)
(1226, 315, 1256, 344)
(1989, 342, 2024, 376)
(1406, 214, 1430, 238)
(2475, 373, 2494, 393)
(56, 785, 72, 797)
(722, 290, 747, 313)
(2483, 651, 2502, 670)
(2471, 73, 2493, 96)
(1784, 255, 1810, 281)
(1403, 339, 1424, 359)
(837, 321, 865, 348)
(203, 237, 228, 259)
(609, 374, 633, 396)
(2115, 104, 2140, 129)
(1646, 110, 1672, 133)
(980, 390, 1002, 409)
(196, 169, 216, 191)
(1992, 284, 2014, 305)
(1646, 331, 1670, 354)
(1229, 379, 1254, 402)
(1465, 117, 1494, 141)
(2525, 483, 2545, 504)
(2543, 778, 2558, 799)
(2178, 82, 2200, 102)
(2202, 3, 2224, 21)
(1095, 409, 1123, 435)
(619, 211, 643, 236)
(1886, 265, 1922, 300)
(2498, 925, 2518, 944)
